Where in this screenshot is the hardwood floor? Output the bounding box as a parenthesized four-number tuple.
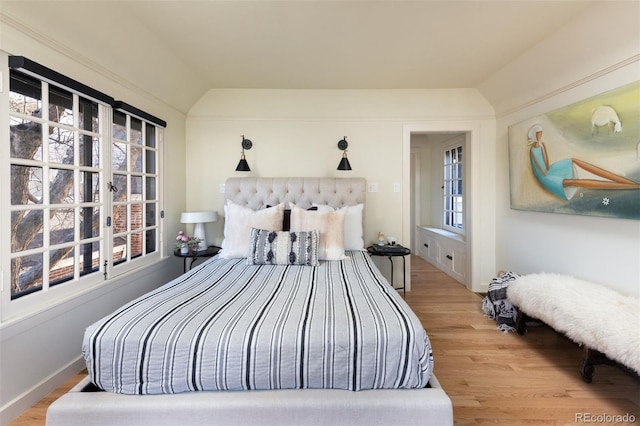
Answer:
(8, 255, 639, 425)
(408, 256, 639, 425)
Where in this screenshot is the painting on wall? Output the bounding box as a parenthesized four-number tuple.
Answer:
(508, 81, 640, 220)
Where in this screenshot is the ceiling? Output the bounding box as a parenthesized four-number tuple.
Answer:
(1, 0, 598, 112)
(122, 0, 595, 90)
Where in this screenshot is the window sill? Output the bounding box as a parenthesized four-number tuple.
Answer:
(420, 226, 465, 243)
(0, 256, 171, 340)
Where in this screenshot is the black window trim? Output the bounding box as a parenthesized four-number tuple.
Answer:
(114, 101, 166, 128)
(8, 56, 166, 128)
(9, 56, 114, 106)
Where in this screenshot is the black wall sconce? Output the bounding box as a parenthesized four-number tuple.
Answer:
(337, 137, 352, 171)
(235, 135, 253, 171)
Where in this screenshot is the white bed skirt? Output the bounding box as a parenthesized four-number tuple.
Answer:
(46, 375, 453, 426)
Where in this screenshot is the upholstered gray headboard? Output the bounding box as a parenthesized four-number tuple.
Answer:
(224, 177, 366, 209)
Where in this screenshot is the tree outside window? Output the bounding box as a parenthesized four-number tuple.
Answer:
(7, 68, 161, 305)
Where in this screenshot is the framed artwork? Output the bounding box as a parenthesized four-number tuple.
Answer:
(508, 81, 640, 220)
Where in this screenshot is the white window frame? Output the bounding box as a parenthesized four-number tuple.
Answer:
(107, 108, 163, 280)
(1, 57, 164, 322)
(442, 143, 464, 235)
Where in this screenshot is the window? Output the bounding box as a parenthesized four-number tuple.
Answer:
(8, 71, 106, 301)
(109, 106, 161, 275)
(443, 144, 463, 233)
(3, 57, 164, 320)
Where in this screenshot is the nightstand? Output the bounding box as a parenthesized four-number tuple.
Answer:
(367, 245, 411, 296)
(174, 245, 221, 273)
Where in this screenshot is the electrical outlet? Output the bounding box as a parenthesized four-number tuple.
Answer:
(219, 183, 226, 193)
(367, 183, 378, 193)
(393, 182, 400, 193)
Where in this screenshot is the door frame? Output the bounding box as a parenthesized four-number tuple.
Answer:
(403, 121, 495, 292)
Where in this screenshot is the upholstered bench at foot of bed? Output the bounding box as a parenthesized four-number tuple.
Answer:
(507, 273, 640, 383)
(46, 375, 453, 426)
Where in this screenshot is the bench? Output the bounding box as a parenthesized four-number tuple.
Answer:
(506, 273, 640, 383)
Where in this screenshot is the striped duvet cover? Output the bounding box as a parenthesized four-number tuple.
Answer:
(83, 250, 433, 395)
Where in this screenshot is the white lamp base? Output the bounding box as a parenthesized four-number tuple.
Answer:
(192, 222, 207, 251)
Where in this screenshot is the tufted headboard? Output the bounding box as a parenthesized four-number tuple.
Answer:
(224, 177, 366, 209)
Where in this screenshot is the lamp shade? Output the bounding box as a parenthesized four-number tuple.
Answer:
(180, 211, 218, 224)
(235, 157, 251, 171)
(180, 211, 218, 251)
(337, 154, 352, 171)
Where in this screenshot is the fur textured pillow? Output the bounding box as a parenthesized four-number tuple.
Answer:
(248, 228, 319, 266)
(313, 204, 364, 250)
(220, 202, 285, 259)
(289, 204, 347, 261)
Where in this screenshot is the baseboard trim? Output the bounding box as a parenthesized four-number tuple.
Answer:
(0, 356, 84, 426)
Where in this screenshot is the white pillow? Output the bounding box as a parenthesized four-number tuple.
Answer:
(220, 201, 285, 259)
(313, 203, 364, 250)
(289, 204, 347, 261)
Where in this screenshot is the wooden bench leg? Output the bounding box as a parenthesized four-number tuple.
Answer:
(580, 346, 612, 383)
(515, 310, 529, 335)
(513, 312, 624, 384)
(580, 346, 595, 383)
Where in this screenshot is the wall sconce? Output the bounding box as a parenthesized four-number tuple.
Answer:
(235, 135, 253, 171)
(180, 211, 218, 250)
(337, 137, 352, 171)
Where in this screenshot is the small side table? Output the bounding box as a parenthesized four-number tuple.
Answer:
(174, 246, 221, 273)
(367, 245, 411, 296)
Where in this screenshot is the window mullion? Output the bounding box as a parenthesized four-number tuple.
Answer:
(73, 94, 82, 282)
(158, 128, 164, 252)
(122, 114, 130, 264)
(102, 105, 113, 280)
(142, 124, 147, 255)
(41, 83, 51, 291)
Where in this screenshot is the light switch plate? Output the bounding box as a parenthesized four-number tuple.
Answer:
(367, 183, 378, 193)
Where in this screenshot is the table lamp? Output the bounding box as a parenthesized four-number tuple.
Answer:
(180, 211, 218, 250)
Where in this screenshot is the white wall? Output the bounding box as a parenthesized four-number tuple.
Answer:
(3, 1, 638, 424)
(0, 1, 206, 113)
(482, 1, 640, 296)
(0, 19, 187, 425)
(186, 89, 495, 290)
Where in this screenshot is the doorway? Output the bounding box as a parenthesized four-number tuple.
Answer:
(402, 122, 494, 292)
(409, 132, 466, 252)
(409, 132, 468, 286)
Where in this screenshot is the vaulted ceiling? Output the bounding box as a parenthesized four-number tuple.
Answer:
(1, 1, 597, 113)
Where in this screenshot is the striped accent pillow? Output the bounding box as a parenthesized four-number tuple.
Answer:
(248, 228, 319, 266)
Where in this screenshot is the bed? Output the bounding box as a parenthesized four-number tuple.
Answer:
(46, 177, 453, 426)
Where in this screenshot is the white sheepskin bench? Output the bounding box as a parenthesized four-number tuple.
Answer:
(507, 273, 640, 382)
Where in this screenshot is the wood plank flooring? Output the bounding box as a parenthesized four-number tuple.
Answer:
(8, 255, 639, 425)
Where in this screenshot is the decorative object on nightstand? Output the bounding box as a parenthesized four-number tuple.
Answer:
(337, 137, 352, 170)
(367, 244, 411, 296)
(176, 230, 190, 254)
(180, 211, 218, 251)
(235, 135, 253, 171)
(377, 231, 385, 245)
(175, 230, 201, 254)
